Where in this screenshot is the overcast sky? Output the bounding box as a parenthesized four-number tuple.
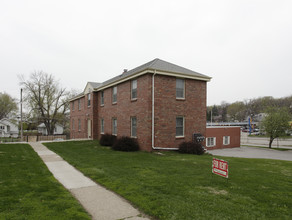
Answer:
(1, 0, 291, 106)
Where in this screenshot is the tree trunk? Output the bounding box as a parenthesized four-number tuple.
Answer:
(269, 137, 274, 148)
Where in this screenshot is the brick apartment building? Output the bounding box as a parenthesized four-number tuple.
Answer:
(69, 58, 211, 151)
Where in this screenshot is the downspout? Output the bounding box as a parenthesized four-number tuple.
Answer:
(151, 70, 178, 151)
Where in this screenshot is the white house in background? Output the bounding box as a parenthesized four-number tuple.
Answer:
(37, 123, 64, 135)
(0, 118, 19, 137)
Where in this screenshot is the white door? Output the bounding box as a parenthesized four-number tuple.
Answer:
(87, 120, 91, 139)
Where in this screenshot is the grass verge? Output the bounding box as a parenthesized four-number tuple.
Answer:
(45, 140, 292, 220)
(0, 144, 91, 220)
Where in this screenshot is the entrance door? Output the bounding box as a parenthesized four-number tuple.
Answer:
(87, 119, 91, 139)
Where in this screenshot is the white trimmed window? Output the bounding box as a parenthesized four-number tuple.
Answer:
(223, 136, 230, 145)
(100, 91, 104, 105)
(78, 99, 81, 110)
(131, 117, 137, 137)
(101, 118, 104, 134)
(112, 118, 117, 135)
(176, 78, 185, 99)
(87, 93, 91, 107)
(207, 137, 216, 147)
(78, 119, 81, 131)
(112, 86, 117, 103)
(131, 79, 137, 100)
(176, 116, 184, 137)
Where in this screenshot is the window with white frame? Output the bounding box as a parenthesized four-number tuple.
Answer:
(78, 99, 81, 110)
(101, 118, 104, 134)
(131, 117, 137, 137)
(223, 136, 230, 145)
(176, 78, 185, 99)
(112, 118, 117, 135)
(176, 116, 184, 137)
(100, 91, 104, 105)
(206, 137, 216, 147)
(112, 86, 117, 103)
(78, 119, 81, 131)
(131, 79, 137, 99)
(87, 93, 91, 107)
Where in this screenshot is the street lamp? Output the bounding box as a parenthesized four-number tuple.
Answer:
(20, 88, 23, 141)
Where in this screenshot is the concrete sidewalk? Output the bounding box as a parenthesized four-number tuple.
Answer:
(29, 142, 149, 220)
(209, 146, 292, 161)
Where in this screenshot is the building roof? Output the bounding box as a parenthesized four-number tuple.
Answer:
(97, 58, 211, 90)
(69, 58, 211, 101)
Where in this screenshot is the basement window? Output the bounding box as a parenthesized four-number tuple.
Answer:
(223, 136, 230, 145)
(206, 137, 216, 147)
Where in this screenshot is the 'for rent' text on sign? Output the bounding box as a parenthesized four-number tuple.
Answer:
(212, 158, 229, 178)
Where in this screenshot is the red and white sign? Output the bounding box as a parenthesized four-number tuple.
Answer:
(212, 158, 229, 178)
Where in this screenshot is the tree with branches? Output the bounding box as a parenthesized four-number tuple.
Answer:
(20, 71, 70, 135)
(0, 92, 18, 120)
(261, 107, 291, 148)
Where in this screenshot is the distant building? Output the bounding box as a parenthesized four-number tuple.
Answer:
(0, 118, 19, 137)
(37, 123, 64, 135)
(206, 126, 241, 150)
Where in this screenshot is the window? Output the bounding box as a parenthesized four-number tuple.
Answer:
(0, 126, 4, 130)
(87, 93, 91, 107)
(131, 79, 137, 99)
(112, 86, 117, 103)
(78, 99, 81, 110)
(176, 116, 184, 137)
(78, 119, 81, 131)
(101, 118, 104, 134)
(7, 125, 10, 132)
(100, 91, 104, 105)
(112, 118, 117, 135)
(223, 136, 230, 145)
(72, 119, 75, 130)
(131, 117, 137, 137)
(176, 78, 185, 99)
(207, 137, 216, 147)
(72, 101, 75, 111)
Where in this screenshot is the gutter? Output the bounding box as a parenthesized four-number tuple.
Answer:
(151, 70, 179, 151)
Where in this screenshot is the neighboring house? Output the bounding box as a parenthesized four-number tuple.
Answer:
(37, 123, 64, 135)
(0, 118, 19, 138)
(205, 126, 241, 150)
(70, 58, 211, 151)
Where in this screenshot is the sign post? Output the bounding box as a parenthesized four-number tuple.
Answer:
(212, 158, 229, 179)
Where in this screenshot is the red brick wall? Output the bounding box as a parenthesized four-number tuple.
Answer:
(154, 75, 207, 149)
(70, 93, 97, 139)
(97, 74, 153, 151)
(205, 126, 241, 150)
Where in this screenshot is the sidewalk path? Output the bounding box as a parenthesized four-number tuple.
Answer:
(29, 142, 149, 220)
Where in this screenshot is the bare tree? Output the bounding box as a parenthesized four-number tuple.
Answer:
(19, 71, 69, 135)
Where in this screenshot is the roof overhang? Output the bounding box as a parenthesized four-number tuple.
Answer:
(95, 69, 211, 91)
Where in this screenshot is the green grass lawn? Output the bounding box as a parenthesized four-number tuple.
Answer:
(45, 140, 292, 220)
(0, 144, 91, 220)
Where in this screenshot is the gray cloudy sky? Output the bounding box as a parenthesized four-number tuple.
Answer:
(1, 0, 291, 106)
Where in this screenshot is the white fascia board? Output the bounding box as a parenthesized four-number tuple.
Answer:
(94, 69, 211, 91)
(68, 94, 85, 102)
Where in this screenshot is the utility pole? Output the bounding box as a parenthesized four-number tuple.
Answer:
(20, 88, 23, 141)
